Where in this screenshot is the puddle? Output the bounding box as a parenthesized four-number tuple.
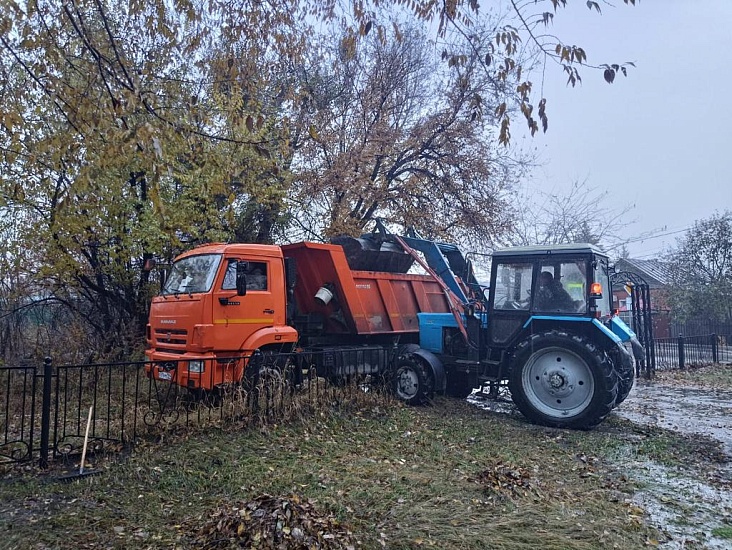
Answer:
(469, 381, 732, 548)
(617, 381, 732, 456)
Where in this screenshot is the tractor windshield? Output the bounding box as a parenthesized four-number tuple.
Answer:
(162, 254, 222, 295)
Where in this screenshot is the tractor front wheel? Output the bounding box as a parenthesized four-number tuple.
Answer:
(509, 331, 618, 429)
(612, 343, 636, 406)
(391, 355, 433, 405)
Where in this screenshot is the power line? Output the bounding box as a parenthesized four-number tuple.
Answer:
(605, 226, 691, 253)
(624, 227, 689, 244)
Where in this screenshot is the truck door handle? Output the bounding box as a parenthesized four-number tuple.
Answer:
(263, 309, 274, 314)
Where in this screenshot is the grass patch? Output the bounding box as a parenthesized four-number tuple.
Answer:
(1, 396, 699, 549)
(712, 526, 732, 539)
(656, 363, 732, 389)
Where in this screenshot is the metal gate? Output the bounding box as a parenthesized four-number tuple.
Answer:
(611, 270, 656, 377)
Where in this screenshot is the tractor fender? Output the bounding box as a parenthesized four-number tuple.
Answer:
(630, 336, 645, 366)
(402, 347, 446, 394)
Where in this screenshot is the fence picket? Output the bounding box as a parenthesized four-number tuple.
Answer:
(1, 348, 393, 468)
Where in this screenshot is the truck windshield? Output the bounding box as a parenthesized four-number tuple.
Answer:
(162, 254, 222, 295)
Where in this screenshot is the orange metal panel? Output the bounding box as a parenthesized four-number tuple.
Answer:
(282, 242, 452, 336)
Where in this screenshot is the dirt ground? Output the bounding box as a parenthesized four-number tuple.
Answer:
(470, 375, 732, 549)
(616, 380, 732, 549)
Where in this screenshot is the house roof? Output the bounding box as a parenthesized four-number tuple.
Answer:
(614, 258, 672, 288)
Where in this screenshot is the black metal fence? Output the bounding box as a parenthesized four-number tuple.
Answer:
(670, 321, 732, 343)
(652, 334, 732, 370)
(1, 348, 391, 468)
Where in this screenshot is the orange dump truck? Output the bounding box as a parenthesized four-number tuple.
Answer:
(145, 239, 452, 399)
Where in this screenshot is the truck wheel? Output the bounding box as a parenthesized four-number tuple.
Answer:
(509, 330, 618, 429)
(244, 348, 296, 391)
(392, 355, 433, 405)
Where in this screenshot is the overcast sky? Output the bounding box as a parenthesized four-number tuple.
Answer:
(514, 0, 732, 259)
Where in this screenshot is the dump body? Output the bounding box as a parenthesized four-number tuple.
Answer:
(282, 242, 450, 336)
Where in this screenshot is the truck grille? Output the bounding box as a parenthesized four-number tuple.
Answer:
(155, 348, 186, 355)
(154, 328, 188, 348)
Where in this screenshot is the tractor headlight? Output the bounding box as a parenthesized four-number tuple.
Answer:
(188, 360, 205, 373)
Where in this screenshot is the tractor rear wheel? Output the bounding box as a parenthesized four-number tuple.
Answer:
(509, 330, 618, 429)
(391, 355, 433, 405)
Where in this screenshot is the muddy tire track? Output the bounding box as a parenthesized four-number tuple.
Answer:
(616, 381, 732, 549)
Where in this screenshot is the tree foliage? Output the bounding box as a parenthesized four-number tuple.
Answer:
(0, 0, 637, 358)
(0, 0, 299, 355)
(665, 212, 732, 323)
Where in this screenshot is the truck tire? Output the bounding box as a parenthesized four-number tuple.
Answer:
(244, 348, 296, 392)
(392, 355, 433, 405)
(508, 330, 618, 430)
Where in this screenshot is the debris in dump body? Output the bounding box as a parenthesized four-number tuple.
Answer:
(181, 493, 359, 549)
(331, 234, 413, 273)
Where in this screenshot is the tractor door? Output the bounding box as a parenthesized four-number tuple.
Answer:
(488, 261, 534, 347)
(533, 258, 589, 315)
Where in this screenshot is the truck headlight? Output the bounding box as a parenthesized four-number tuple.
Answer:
(188, 360, 205, 373)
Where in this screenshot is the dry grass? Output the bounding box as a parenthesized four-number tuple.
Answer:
(654, 362, 732, 389)
(0, 392, 679, 550)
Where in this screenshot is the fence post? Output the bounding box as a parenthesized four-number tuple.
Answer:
(39, 357, 53, 469)
(712, 333, 719, 364)
(677, 334, 685, 370)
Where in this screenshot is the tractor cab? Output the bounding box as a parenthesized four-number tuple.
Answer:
(486, 243, 612, 350)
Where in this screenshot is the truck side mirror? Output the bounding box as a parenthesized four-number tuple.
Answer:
(236, 261, 248, 296)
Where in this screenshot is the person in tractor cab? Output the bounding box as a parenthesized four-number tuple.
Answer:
(535, 271, 575, 312)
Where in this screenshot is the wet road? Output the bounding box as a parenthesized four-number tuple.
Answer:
(617, 380, 732, 456)
(617, 381, 732, 549)
(469, 380, 732, 548)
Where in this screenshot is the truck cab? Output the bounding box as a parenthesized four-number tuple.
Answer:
(145, 244, 297, 390)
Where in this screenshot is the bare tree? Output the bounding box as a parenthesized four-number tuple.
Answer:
(506, 178, 634, 249)
(287, 25, 529, 244)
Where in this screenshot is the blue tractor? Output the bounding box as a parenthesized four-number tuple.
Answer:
(362, 232, 639, 430)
